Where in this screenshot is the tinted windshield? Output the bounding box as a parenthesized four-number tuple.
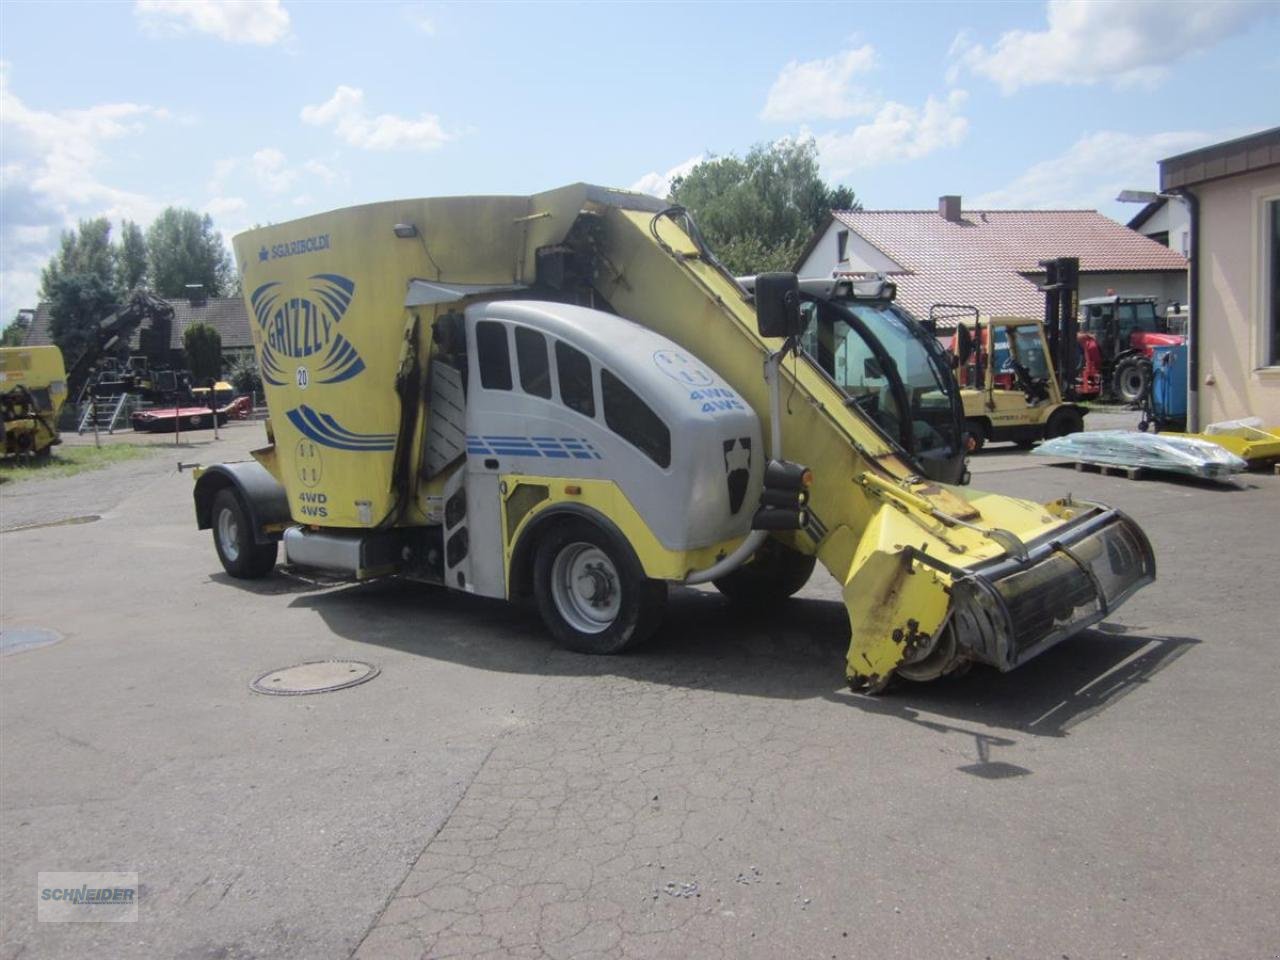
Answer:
(799, 298, 963, 479)
(1118, 301, 1160, 336)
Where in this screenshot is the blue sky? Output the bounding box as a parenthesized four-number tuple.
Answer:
(2, 0, 1277, 325)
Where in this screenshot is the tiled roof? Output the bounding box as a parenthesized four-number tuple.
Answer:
(24, 297, 252, 352)
(823, 208, 1187, 320)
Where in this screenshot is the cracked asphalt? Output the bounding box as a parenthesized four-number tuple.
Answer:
(2, 420, 1278, 959)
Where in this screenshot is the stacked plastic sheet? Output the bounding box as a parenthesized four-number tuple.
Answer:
(1034, 430, 1247, 479)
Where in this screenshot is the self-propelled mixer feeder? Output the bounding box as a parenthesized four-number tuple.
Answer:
(193, 184, 1155, 689)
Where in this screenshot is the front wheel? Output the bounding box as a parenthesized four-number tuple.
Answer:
(533, 518, 666, 654)
(962, 418, 988, 453)
(1045, 406, 1084, 439)
(212, 488, 277, 579)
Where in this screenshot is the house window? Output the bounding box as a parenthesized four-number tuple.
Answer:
(514, 326, 551, 398)
(601, 369, 671, 468)
(1267, 199, 1280, 367)
(837, 230, 849, 263)
(476, 321, 512, 390)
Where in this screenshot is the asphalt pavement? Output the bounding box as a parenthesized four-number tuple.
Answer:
(1, 419, 1277, 959)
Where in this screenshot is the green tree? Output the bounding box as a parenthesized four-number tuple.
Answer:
(40, 218, 119, 300)
(669, 139, 859, 275)
(1, 311, 32, 346)
(227, 352, 261, 397)
(47, 273, 120, 375)
(183, 322, 223, 383)
(119, 220, 149, 291)
(147, 208, 233, 298)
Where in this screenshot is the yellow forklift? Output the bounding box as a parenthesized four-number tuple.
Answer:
(934, 305, 1086, 452)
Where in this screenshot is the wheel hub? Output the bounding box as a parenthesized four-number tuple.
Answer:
(551, 543, 622, 634)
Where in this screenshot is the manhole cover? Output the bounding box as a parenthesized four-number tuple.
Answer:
(250, 659, 379, 696)
(0, 627, 63, 656)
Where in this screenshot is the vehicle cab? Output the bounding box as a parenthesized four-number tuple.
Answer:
(791, 275, 966, 484)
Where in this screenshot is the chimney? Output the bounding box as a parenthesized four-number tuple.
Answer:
(184, 283, 207, 307)
(938, 195, 962, 223)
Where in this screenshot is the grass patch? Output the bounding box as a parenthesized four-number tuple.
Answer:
(0, 443, 159, 484)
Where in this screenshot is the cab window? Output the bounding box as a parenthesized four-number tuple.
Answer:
(476, 321, 512, 390)
(515, 327, 552, 399)
(601, 369, 671, 468)
(555, 341, 595, 417)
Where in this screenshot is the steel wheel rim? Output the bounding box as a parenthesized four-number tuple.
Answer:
(551, 542, 621, 634)
(1120, 368, 1145, 399)
(217, 507, 241, 562)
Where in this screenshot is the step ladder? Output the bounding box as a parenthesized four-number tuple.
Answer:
(77, 393, 133, 434)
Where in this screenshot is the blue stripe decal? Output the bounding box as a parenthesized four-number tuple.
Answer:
(287, 405, 395, 452)
(463, 435, 603, 461)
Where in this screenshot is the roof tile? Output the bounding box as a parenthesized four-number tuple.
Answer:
(827, 208, 1187, 321)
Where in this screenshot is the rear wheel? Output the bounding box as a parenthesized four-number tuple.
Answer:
(713, 538, 817, 606)
(212, 488, 277, 579)
(1113, 356, 1153, 405)
(534, 518, 666, 654)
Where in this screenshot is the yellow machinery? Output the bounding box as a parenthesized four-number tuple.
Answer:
(943, 310, 1087, 452)
(2, 345, 67, 458)
(1162, 422, 1280, 468)
(192, 185, 1155, 690)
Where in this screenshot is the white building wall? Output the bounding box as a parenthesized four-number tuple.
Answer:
(1133, 200, 1192, 258)
(1194, 166, 1280, 426)
(1078, 271, 1189, 311)
(797, 221, 902, 277)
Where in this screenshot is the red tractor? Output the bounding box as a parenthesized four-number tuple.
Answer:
(1076, 296, 1185, 404)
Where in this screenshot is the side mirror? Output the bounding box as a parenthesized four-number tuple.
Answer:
(955, 323, 974, 366)
(755, 272, 802, 339)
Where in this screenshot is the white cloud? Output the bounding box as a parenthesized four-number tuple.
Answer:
(0, 64, 167, 323)
(972, 130, 1222, 211)
(403, 4, 436, 35)
(629, 154, 705, 198)
(760, 45, 878, 122)
(813, 90, 970, 178)
(134, 0, 290, 46)
(301, 85, 457, 152)
(950, 0, 1271, 93)
(302, 158, 340, 185)
(251, 147, 295, 194)
(206, 148, 343, 202)
(205, 196, 247, 219)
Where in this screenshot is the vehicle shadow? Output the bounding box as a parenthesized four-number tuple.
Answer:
(284, 576, 1198, 739)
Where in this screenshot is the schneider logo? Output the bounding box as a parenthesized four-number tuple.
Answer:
(250, 275, 365, 387)
(38, 872, 138, 923)
(258, 233, 331, 262)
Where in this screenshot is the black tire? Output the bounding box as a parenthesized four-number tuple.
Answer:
(1113, 356, 1153, 405)
(963, 418, 987, 453)
(1045, 406, 1085, 439)
(533, 518, 666, 655)
(211, 488, 277, 579)
(713, 538, 817, 606)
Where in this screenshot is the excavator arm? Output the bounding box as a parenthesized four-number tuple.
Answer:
(66, 291, 176, 398)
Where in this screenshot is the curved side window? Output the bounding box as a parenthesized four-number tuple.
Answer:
(476, 321, 512, 391)
(515, 326, 551, 398)
(555, 341, 595, 418)
(601, 368, 671, 468)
